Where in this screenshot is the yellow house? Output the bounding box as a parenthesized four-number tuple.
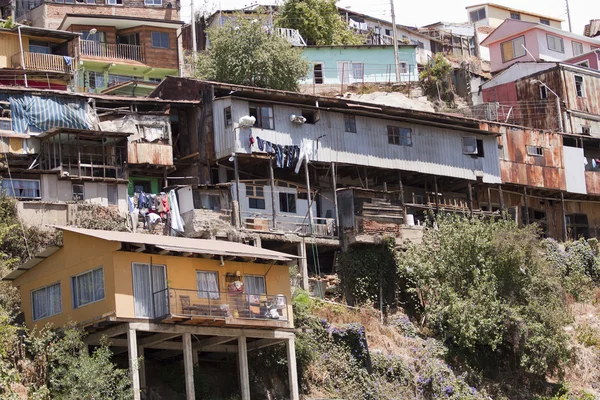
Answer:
(0, 25, 79, 90)
(4, 226, 300, 400)
(466, 3, 563, 29)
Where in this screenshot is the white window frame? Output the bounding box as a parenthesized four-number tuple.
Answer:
(196, 270, 220, 299)
(546, 34, 564, 53)
(145, 0, 162, 4)
(387, 126, 412, 146)
(278, 192, 297, 214)
(244, 275, 266, 295)
(337, 61, 351, 83)
(572, 41, 584, 57)
(31, 282, 62, 321)
(71, 267, 105, 309)
(575, 75, 586, 97)
(0, 178, 41, 199)
(312, 62, 324, 84)
(500, 36, 526, 62)
(400, 62, 408, 74)
(526, 145, 544, 157)
(106, 0, 123, 5)
(469, 7, 486, 23)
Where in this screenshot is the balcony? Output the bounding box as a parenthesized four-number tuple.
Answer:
(153, 288, 289, 326)
(80, 40, 144, 62)
(241, 212, 336, 237)
(11, 52, 75, 74)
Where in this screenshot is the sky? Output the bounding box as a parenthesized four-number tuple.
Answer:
(181, 0, 599, 36)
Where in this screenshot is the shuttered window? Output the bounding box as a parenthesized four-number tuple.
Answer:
(501, 36, 525, 62)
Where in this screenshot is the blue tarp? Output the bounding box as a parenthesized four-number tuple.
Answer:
(9, 94, 92, 134)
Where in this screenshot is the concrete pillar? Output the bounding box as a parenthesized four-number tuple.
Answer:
(182, 333, 196, 400)
(127, 326, 141, 400)
(297, 241, 309, 291)
(238, 337, 250, 400)
(287, 338, 300, 400)
(138, 346, 146, 390)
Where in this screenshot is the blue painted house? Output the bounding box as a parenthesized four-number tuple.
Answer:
(301, 44, 418, 85)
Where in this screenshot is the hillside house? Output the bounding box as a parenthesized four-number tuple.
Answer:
(0, 24, 78, 90)
(300, 44, 418, 91)
(466, 3, 563, 29)
(481, 19, 600, 73)
(2, 226, 299, 400)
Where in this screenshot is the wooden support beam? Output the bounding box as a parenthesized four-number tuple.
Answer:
(158, 249, 170, 255)
(331, 162, 340, 239)
(297, 241, 308, 291)
(138, 333, 181, 348)
(523, 187, 530, 225)
(127, 322, 296, 340)
(467, 181, 473, 217)
(127, 327, 141, 400)
(561, 191, 567, 241)
(269, 156, 277, 230)
(287, 338, 300, 400)
(197, 336, 236, 349)
(182, 333, 196, 400)
(134, 244, 146, 253)
(433, 176, 439, 214)
(234, 154, 242, 228)
(498, 185, 505, 217)
(487, 186, 493, 212)
(138, 346, 146, 390)
(399, 171, 407, 223)
(85, 323, 129, 344)
(238, 337, 250, 400)
(247, 338, 286, 352)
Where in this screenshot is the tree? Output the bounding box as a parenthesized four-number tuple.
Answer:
(419, 53, 454, 103)
(196, 16, 310, 91)
(276, 0, 363, 46)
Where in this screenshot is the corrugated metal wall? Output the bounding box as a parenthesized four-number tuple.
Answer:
(214, 98, 502, 183)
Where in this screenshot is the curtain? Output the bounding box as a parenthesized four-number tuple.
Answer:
(245, 276, 266, 295)
(76, 271, 93, 307)
(196, 271, 219, 299)
(133, 263, 151, 317)
(152, 265, 168, 317)
(93, 268, 105, 302)
(1, 179, 40, 199)
(32, 284, 61, 321)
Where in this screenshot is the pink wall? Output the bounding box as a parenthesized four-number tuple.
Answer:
(565, 52, 600, 70)
(489, 30, 540, 73)
(482, 82, 522, 119)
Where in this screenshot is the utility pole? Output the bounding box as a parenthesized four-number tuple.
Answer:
(565, 0, 572, 32)
(190, 0, 198, 64)
(389, 0, 401, 82)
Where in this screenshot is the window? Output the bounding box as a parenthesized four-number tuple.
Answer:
(82, 30, 105, 42)
(572, 41, 584, 56)
(385, 29, 392, 36)
(337, 61, 351, 83)
(71, 267, 104, 309)
(249, 104, 274, 130)
(193, 191, 221, 210)
(145, 0, 162, 4)
(462, 137, 485, 157)
(575, 75, 585, 97)
(352, 62, 364, 80)
(501, 36, 526, 62)
(417, 41, 425, 49)
(539, 85, 548, 99)
(510, 12, 521, 20)
(279, 192, 297, 213)
(224, 106, 232, 127)
(107, 74, 142, 87)
(72, 183, 84, 201)
(547, 34, 564, 53)
(302, 109, 319, 124)
(1, 179, 40, 199)
(387, 126, 412, 146)
(469, 8, 486, 23)
(88, 71, 104, 90)
(196, 271, 219, 299)
(400, 62, 408, 74)
(107, 184, 118, 205)
(151, 32, 169, 48)
(344, 114, 357, 133)
(313, 63, 323, 84)
(29, 40, 50, 54)
(582, 126, 591, 135)
(245, 275, 266, 295)
(526, 145, 544, 156)
(540, 18, 550, 25)
(106, 0, 123, 4)
(133, 180, 151, 194)
(32, 283, 61, 321)
(566, 214, 589, 239)
(117, 33, 140, 46)
(246, 185, 265, 209)
(576, 60, 590, 68)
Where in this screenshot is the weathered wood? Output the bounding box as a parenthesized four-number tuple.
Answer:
(182, 333, 196, 400)
(467, 181, 473, 217)
(331, 162, 340, 238)
(498, 185, 505, 216)
(561, 192, 567, 241)
(287, 338, 300, 400)
(234, 154, 242, 228)
(269, 157, 277, 230)
(523, 187, 530, 225)
(487, 187, 493, 212)
(138, 346, 146, 390)
(298, 241, 309, 290)
(433, 176, 439, 214)
(247, 338, 286, 352)
(138, 333, 180, 347)
(238, 337, 250, 400)
(127, 327, 141, 400)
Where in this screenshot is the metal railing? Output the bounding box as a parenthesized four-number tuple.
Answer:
(275, 28, 307, 46)
(152, 288, 288, 321)
(242, 212, 336, 237)
(11, 52, 75, 74)
(80, 40, 144, 62)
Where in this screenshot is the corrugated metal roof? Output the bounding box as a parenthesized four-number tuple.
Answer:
(2, 227, 295, 281)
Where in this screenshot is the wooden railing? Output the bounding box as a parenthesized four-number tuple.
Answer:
(80, 40, 144, 62)
(11, 52, 75, 74)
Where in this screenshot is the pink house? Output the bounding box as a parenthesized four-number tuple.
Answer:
(481, 19, 600, 73)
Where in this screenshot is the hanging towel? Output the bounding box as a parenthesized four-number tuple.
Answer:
(257, 137, 265, 151)
(265, 141, 273, 153)
(274, 144, 284, 168)
(169, 189, 185, 235)
(63, 56, 72, 66)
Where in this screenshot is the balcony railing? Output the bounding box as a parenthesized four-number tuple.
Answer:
(80, 40, 144, 62)
(11, 52, 75, 74)
(241, 212, 336, 237)
(153, 288, 289, 321)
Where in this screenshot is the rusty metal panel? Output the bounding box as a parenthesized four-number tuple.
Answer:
(127, 143, 173, 166)
(563, 68, 600, 116)
(585, 171, 600, 195)
(515, 69, 562, 131)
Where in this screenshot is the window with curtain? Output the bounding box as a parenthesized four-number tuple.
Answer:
(71, 267, 105, 308)
(245, 275, 266, 295)
(1, 179, 41, 199)
(500, 36, 526, 62)
(32, 283, 61, 321)
(196, 271, 219, 299)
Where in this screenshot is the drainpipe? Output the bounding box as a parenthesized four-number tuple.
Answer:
(17, 25, 28, 88)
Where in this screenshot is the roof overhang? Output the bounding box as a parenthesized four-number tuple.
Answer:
(59, 14, 184, 31)
(0, 25, 80, 40)
(2, 246, 62, 281)
(464, 3, 563, 22)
